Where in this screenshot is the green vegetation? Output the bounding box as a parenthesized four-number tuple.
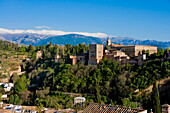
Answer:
(14, 75, 30, 94)
(0, 40, 28, 79)
(17, 52, 169, 109)
(152, 81, 161, 113)
(0, 93, 2, 102)
(132, 59, 170, 89)
(0, 40, 169, 110)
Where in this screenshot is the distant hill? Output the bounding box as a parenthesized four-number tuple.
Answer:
(109, 37, 170, 49)
(0, 33, 170, 49)
(36, 34, 104, 45)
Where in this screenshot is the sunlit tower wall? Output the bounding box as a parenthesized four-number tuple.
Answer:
(88, 44, 103, 65)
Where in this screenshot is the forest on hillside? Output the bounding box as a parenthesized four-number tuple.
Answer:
(0, 40, 170, 112)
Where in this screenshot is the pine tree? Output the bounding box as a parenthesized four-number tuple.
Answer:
(152, 81, 161, 113)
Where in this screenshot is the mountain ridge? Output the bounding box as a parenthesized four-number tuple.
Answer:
(0, 28, 109, 38)
(0, 28, 170, 49)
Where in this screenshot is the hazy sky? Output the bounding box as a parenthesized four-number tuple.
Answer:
(0, 0, 170, 41)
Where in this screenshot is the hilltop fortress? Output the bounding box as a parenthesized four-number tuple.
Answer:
(37, 38, 158, 65)
(87, 38, 157, 65)
(70, 38, 157, 65)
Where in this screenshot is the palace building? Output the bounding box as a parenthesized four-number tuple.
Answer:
(110, 43, 157, 57)
(104, 49, 129, 64)
(65, 38, 158, 65)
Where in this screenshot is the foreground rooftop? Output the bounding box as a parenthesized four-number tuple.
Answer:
(83, 103, 147, 113)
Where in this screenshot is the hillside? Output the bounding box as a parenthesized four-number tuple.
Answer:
(0, 39, 169, 111)
(0, 40, 28, 82)
(0, 51, 28, 82)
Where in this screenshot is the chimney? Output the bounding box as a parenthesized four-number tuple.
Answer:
(149, 109, 153, 113)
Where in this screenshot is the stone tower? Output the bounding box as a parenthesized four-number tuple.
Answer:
(106, 37, 111, 46)
(88, 44, 103, 65)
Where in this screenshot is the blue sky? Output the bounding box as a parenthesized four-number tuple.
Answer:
(0, 0, 170, 41)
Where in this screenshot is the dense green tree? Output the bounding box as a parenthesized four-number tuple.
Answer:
(66, 99, 73, 108)
(152, 81, 161, 113)
(0, 93, 2, 102)
(28, 44, 36, 53)
(9, 94, 22, 105)
(157, 48, 164, 57)
(164, 48, 169, 58)
(14, 75, 30, 94)
(122, 98, 137, 108)
(0, 40, 26, 51)
(9, 95, 14, 104)
(94, 69, 101, 103)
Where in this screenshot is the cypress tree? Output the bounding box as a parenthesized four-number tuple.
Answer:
(95, 74, 101, 103)
(95, 84, 101, 103)
(152, 81, 161, 113)
(94, 69, 101, 103)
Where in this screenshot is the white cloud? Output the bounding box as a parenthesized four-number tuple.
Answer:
(0, 28, 109, 38)
(35, 26, 50, 29)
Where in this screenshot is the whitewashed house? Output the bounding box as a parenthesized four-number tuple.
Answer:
(2, 83, 14, 92)
(1, 94, 7, 98)
(4, 83, 8, 88)
(4, 87, 12, 92)
(9, 83, 14, 87)
(74, 97, 86, 104)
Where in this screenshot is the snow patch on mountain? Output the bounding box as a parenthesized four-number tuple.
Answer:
(0, 28, 109, 38)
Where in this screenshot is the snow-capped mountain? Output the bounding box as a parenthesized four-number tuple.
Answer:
(0, 28, 109, 38)
(0, 28, 169, 49)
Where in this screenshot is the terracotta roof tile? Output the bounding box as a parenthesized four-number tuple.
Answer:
(83, 103, 144, 113)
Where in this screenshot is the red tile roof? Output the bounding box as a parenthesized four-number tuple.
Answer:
(83, 103, 144, 113)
